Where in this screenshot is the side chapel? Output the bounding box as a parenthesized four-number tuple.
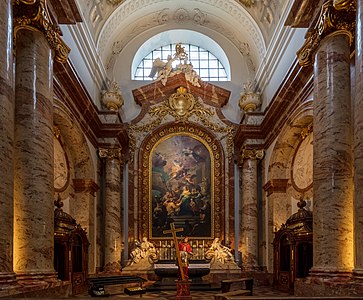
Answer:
(1, 0, 363, 298)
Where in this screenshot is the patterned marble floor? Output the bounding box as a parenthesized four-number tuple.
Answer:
(74, 285, 291, 299)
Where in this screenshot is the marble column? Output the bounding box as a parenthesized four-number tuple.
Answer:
(354, 0, 363, 278)
(312, 29, 354, 277)
(73, 179, 99, 274)
(13, 0, 69, 284)
(13, 27, 57, 283)
(0, 0, 16, 287)
(99, 148, 123, 273)
(238, 149, 264, 270)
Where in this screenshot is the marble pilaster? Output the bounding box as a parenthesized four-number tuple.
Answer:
(0, 0, 16, 287)
(99, 148, 123, 273)
(238, 149, 264, 270)
(13, 28, 57, 283)
(263, 179, 289, 273)
(354, 0, 363, 278)
(73, 179, 99, 274)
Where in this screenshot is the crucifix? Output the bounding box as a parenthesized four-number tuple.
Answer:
(163, 223, 186, 281)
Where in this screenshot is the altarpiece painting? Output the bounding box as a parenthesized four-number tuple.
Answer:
(150, 134, 213, 238)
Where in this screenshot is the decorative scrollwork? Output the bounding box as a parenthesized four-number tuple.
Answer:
(128, 87, 235, 162)
(297, 0, 355, 67)
(13, 0, 70, 63)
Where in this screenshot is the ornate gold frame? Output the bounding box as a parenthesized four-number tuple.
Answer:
(138, 123, 224, 240)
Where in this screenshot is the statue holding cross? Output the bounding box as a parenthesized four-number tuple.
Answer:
(163, 223, 192, 299)
(163, 223, 192, 281)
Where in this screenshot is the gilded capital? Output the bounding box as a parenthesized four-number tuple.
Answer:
(99, 148, 122, 161)
(13, 0, 70, 63)
(333, 0, 355, 11)
(297, 0, 355, 67)
(238, 148, 264, 166)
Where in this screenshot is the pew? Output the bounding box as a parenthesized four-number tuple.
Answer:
(214, 277, 253, 300)
(88, 275, 147, 297)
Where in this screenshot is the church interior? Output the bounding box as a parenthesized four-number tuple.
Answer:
(1, 0, 363, 298)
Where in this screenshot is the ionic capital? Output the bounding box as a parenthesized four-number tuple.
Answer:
(13, 0, 70, 63)
(99, 147, 122, 161)
(238, 148, 264, 166)
(297, 0, 355, 67)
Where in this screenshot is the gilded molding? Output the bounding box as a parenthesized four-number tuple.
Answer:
(99, 147, 122, 161)
(139, 124, 224, 239)
(129, 89, 235, 162)
(297, 0, 355, 67)
(13, 0, 70, 63)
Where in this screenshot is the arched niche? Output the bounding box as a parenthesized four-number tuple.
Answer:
(265, 99, 313, 271)
(53, 98, 98, 274)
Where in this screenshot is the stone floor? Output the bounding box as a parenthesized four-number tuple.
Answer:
(69, 283, 363, 300)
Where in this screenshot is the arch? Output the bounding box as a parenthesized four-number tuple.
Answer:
(137, 122, 225, 241)
(53, 99, 94, 180)
(131, 30, 231, 80)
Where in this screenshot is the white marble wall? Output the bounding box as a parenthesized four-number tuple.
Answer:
(312, 33, 354, 274)
(354, 0, 363, 277)
(0, 0, 16, 286)
(13, 29, 56, 282)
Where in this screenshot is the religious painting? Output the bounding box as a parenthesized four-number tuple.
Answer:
(150, 134, 213, 238)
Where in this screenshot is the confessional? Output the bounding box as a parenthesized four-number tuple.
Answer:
(54, 198, 89, 295)
(273, 199, 313, 293)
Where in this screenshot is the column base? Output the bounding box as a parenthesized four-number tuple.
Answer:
(102, 262, 122, 274)
(15, 270, 58, 285)
(0, 272, 17, 286)
(294, 268, 363, 297)
(0, 271, 70, 298)
(353, 268, 363, 280)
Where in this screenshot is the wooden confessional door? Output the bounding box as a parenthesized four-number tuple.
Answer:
(71, 232, 89, 295)
(277, 234, 293, 292)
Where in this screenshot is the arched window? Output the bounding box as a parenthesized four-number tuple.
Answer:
(134, 43, 228, 82)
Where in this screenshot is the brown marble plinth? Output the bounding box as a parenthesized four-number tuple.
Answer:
(176, 280, 191, 300)
(295, 272, 363, 297)
(0, 279, 70, 298)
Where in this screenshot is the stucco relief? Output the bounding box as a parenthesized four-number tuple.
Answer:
(97, 0, 265, 64)
(291, 130, 313, 192)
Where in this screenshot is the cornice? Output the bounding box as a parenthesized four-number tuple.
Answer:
(263, 179, 289, 196)
(53, 60, 129, 149)
(73, 178, 99, 196)
(234, 58, 314, 150)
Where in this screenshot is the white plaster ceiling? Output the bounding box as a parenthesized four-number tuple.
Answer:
(71, 0, 294, 124)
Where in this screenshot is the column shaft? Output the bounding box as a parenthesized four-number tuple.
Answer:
(354, 0, 363, 276)
(312, 33, 354, 274)
(0, 0, 16, 285)
(13, 29, 56, 282)
(240, 158, 259, 270)
(104, 156, 122, 273)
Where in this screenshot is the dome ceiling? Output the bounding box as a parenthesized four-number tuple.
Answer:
(78, 0, 287, 71)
